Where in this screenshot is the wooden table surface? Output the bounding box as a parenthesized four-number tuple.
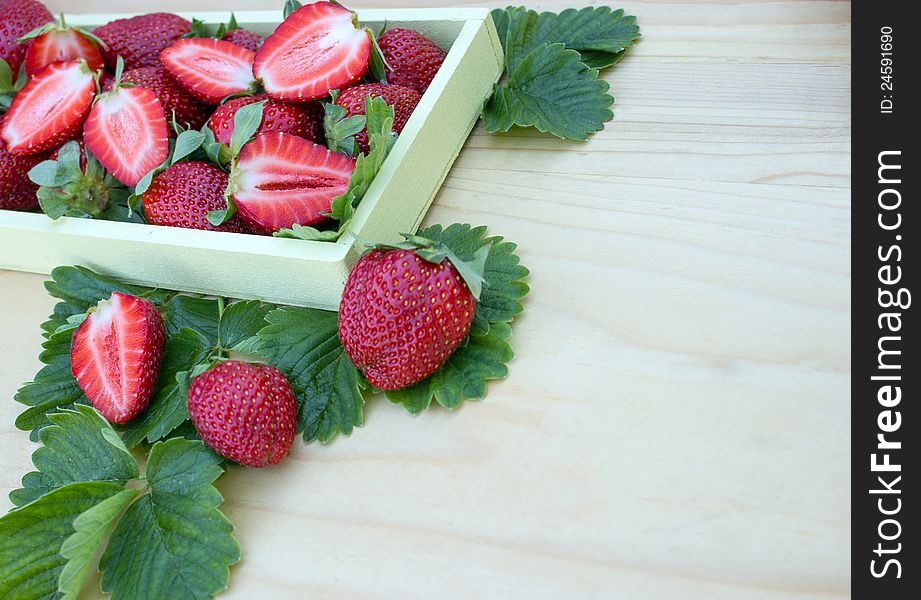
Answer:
(0, 1, 851, 598)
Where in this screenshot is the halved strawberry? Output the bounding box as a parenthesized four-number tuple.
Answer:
(254, 1, 370, 101)
(20, 16, 106, 77)
(229, 132, 355, 233)
(83, 84, 169, 187)
(70, 292, 166, 424)
(0, 60, 95, 155)
(161, 38, 256, 105)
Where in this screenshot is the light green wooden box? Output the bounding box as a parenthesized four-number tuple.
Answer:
(0, 8, 503, 310)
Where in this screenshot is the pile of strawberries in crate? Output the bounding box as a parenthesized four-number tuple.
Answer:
(0, 0, 445, 235)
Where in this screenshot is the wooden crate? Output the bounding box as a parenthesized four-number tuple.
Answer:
(0, 8, 503, 310)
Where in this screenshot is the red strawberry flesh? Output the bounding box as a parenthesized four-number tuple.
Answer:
(119, 66, 210, 134)
(161, 38, 256, 105)
(24, 28, 105, 77)
(231, 132, 355, 233)
(187, 360, 297, 467)
(338, 248, 477, 390)
(0, 60, 95, 155)
(254, 1, 370, 101)
(83, 86, 169, 187)
(70, 292, 166, 424)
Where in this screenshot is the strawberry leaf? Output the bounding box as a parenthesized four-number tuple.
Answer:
(58, 489, 141, 600)
(218, 300, 273, 351)
(322, 101, 364, 157)
(171, 129, 207, 165)
(498, 6, 640, 72)
(0, 482, 129, 600)
(273, 223, 343, 241)
(228, 99, 266, 156)
(99, 439, 239, 599)
(283, 0, 303, 19)
(9, 405, 139, 506)
(483, 42, 614, 140)
(256, 307, 365, 443)
(162, 295, 221, 343)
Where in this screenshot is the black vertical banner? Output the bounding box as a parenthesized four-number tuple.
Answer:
(852, 1, 916, 598)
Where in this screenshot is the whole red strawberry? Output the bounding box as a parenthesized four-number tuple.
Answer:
(93, 13, 191, 71)
(222, 28, 263, 52)
(0, 0, 52, 74)
(208, 94, 323, 146)
(335, 83, 420, 153)
(142, 161, 248, 232)
(376, 28, 446, 94)
(0, 138, 45, 210)
(338, 240, 483, 390)
(71, 292, 165, 424)
(187, 360, 297, 467)
(119, 66, 210, 133)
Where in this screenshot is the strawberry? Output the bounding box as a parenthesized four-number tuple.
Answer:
(161, 38, 256, 105)
(0, 0, 52, 74)
(0, 60, 95, 155)
(254, 1, 370, 101)
(222, 28, 263, 52)
(338, 239, 484, 390)
(83, 75, 169, 187)
(207, 94, 323, 146)
(376, 27, 446, 94)
(334, 83, 420, 153)
(143, 161, 248, 233)
(229, 132, 355, 233)
(93, 13, 190, 71)
(187, 360, 297, 468)
(0, 137, 45, 210)
(70, 292, 166, 424)
(35, 140, 123, 219)
(116, 66, 210, 134)
(19, 15, 105, 77)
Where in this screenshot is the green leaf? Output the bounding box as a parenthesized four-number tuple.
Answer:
(385, 325, 514, 413)
(121, 328, 213, 448)
(228, 99, 266, 156)
(58, 488, 141, 600)
(172, 129, 207, 164)
(483, 42, 614, 140)
(273, 223, 343, 241)
(219, 300, 273, 351)
(283, 0, 303, 19)
(323, 101, 364, 157)
(328, 96, 396, 223)
(162, 294, 221, 343)
(257, 307, 365, 443)
(417, 223, 530, 332)
(368, 28, 390, 83)
(99, 439, 239, 600)
(490, 8, 512, 50)
(502, 6, 640, 72)
(0, 481, 127, 600)
(10, 405, 139, 506)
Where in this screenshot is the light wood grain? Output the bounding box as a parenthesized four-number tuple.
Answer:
(0, 1, 851, 599)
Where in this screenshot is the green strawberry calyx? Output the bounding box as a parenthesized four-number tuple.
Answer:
(364, 233, 488, 300)
(27, 141, 124, 220)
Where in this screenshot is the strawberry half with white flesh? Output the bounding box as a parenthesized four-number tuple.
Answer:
(160, 38, 256, 105)
(19, 14, 106, 77)
(0, 60, 94, 155)
(71, 292, 166, 424)
(229, 132, 355, 234)
(83, 74, 169, 187)
(254, 1, 370, 101)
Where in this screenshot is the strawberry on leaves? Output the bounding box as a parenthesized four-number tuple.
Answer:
(18, 13, 107, 77)
(161, 38, 257, 105)
(27, 139, 136, 220)
(187, 360, 298, 467)
(254, 1, 371, 101)
(0, 59, 95, 155)
(83, 59, 170, 187)
(338, 235, 486, 391)
(71, 291, 166, 424)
